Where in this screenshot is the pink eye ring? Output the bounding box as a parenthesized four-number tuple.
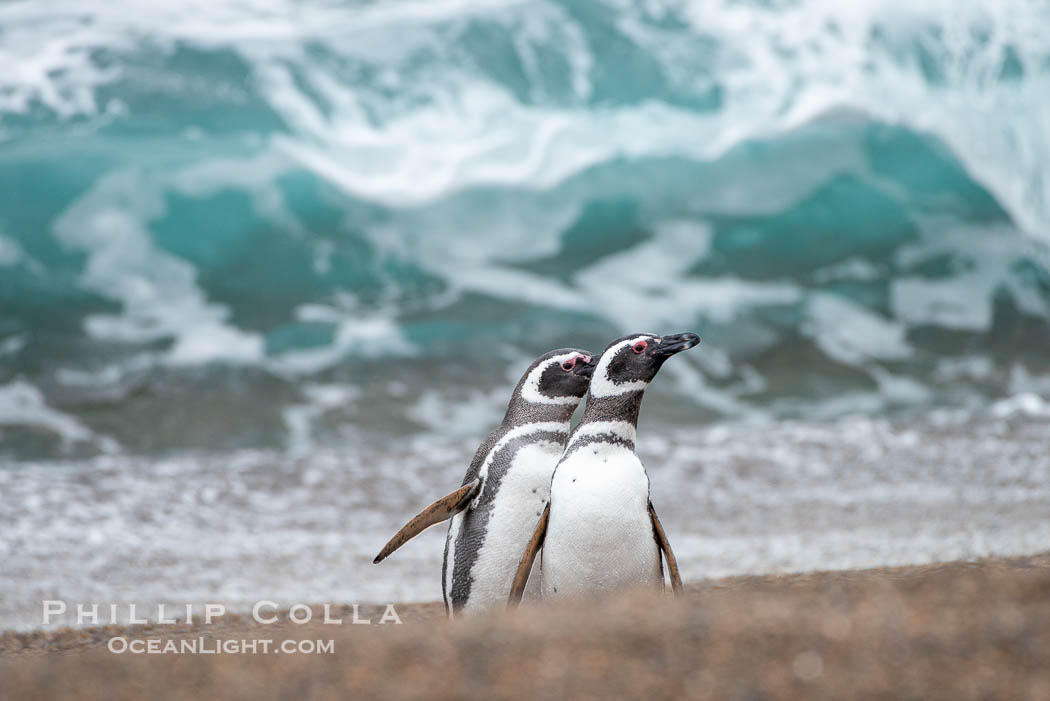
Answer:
(632, 341, 648, 354)
(561, 358, 576, 372)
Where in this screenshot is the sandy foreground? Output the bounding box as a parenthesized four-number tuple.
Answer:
(2, 553, 1048, 700)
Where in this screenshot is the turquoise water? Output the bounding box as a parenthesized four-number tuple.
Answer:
(1, 0, 1049, 458)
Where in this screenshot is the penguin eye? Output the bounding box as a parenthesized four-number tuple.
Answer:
(632, 341, 648, 354)
(561, 358, 576, 372)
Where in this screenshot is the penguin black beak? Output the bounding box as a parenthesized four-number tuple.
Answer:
(574, 355, 597, 379)
(652, 332, 701, 358)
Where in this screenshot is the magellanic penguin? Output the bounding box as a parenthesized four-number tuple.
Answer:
(373, 348, 597, 616)
(508, 332, 700, 605)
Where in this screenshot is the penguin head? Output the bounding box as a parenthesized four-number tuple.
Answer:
(589, 332, 700, 398)
(518, 348, 597, 405)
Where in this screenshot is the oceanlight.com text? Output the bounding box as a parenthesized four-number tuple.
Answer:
(107, 637, 335, 655)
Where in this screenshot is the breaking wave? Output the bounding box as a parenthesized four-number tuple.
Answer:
(1, 0, 1049, 458)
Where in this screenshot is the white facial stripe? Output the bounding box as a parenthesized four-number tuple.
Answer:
(566, 420, 637, 450)
(520, 352, 587, 405)
(474, 421, 569, 508)
(588, 335, 655, 398)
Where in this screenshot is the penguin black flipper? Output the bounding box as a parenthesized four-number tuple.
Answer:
(648, 501, 683, 596)
(373, 478, 481, 564)
(507, 502, 550, 608)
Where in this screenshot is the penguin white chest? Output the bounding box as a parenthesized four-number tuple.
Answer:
(540, 443, 661, 597)
(458, 440, 560, 611)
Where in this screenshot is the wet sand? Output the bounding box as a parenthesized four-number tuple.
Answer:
(6, 413, 1049, 630)
(2, 553, 1049, 700)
